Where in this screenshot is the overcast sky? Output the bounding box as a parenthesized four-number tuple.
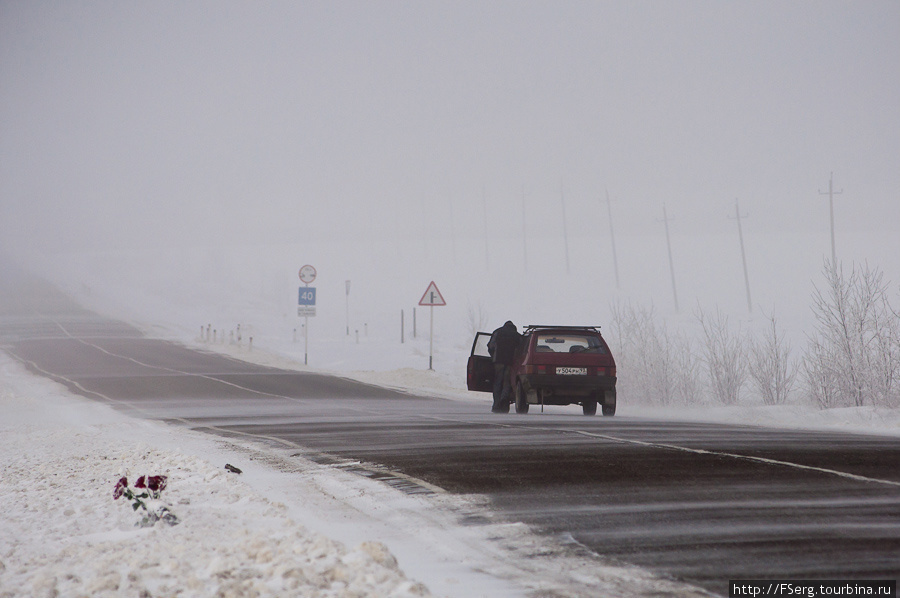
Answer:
(2, 1, 898, 259)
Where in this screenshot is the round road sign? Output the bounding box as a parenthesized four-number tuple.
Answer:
(299, 265, 317, 284)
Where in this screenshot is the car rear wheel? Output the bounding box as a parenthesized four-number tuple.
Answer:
(515, 381, 529, 414)
(602, 404, 616, 416)
(582, 399, 597, 416)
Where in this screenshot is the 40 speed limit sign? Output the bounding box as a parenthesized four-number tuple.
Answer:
(298, 287, 316, 317)
(297, 264, 317, 366)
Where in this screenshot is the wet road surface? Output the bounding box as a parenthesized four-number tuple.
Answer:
(3, 272, 899, 596)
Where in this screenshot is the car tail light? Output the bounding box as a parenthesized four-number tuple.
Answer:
(595, 367, 605, 376)
(594, 367, 616, 377)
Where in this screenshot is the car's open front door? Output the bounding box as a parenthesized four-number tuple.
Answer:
(466, 331, 494, 392)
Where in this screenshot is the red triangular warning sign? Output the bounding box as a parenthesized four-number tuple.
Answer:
(418, 281, 446, 306)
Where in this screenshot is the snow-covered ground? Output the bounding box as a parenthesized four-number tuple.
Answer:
(0, 352, 441, 598)
(4, 241, 900, 597)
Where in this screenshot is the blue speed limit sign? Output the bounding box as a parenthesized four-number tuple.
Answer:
(298, 287, 316, 305)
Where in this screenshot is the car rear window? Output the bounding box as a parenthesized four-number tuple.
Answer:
(534, 334, 606, 354)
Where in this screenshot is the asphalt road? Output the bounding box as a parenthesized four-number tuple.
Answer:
(3, 271, 899, 596)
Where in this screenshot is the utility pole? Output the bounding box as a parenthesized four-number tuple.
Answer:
(730, 199, 752, 313)
(604, 189, 620, 289)
(818, 172, 843, 267)
(345, 280, 351, 335)
(448, 197, 457, 266)
(660, 204, 679, 312)
(521, 185, 528, 273)
(560, 182, 571, 274)
(420, 197, 430, 262)
(481, 185, 490, 271)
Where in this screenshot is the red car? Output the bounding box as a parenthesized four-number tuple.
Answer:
(467, 325, 617, 415)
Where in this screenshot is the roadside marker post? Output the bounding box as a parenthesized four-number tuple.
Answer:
(345, 280, 351, 336)
(418, 281, 446, 370)
(298, 265, 317, 365)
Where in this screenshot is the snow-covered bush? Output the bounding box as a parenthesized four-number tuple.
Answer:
(609, 266, 900, 411)
(802, 261, 900, 408)
(749, 313, 796, 405)
(696, 306, 747, 405)
(670, 331, 702, 405)
(609, 301, 700, 406)
(802, 334, 843, 409)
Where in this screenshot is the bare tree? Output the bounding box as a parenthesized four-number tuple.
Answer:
(749, 312, 796, 405)
(671, 332, 702, 405)
(803, 261, 900, 408)
(610, 300, 661, 404)
(862, 271, 900, 407)
(466, 301, 490, 336)
(801, 335, 843, 409)
(609, 300, 650, 403)
(810, 261, 864, 406)
(609, 300, 701, 406)
(696, 306, 747, 405)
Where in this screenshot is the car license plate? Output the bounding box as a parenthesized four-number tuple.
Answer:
(556, 367, 587, 375)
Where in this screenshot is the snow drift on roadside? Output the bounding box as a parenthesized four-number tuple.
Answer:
(0, 357, 430, 598)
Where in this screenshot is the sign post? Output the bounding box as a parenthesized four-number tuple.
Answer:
(345, 280, 351, 336)
(418, 281, 446, 370)
(299, 265, 317, 365)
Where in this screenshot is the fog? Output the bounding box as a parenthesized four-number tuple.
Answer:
(2, 1, 899, 350)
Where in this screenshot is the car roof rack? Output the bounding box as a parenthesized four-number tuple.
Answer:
(524, 325, 602, 333)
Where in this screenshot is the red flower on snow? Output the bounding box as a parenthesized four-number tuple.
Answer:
(147, 475, 167, 493)
(134, 475, 168, 494)
(111, 474, 178, 527)
(113, 476, 128, 500)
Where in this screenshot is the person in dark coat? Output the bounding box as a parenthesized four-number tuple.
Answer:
(487, 320, 522, 413)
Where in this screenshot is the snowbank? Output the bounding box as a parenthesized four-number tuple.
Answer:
(0, 355, 432, 598)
